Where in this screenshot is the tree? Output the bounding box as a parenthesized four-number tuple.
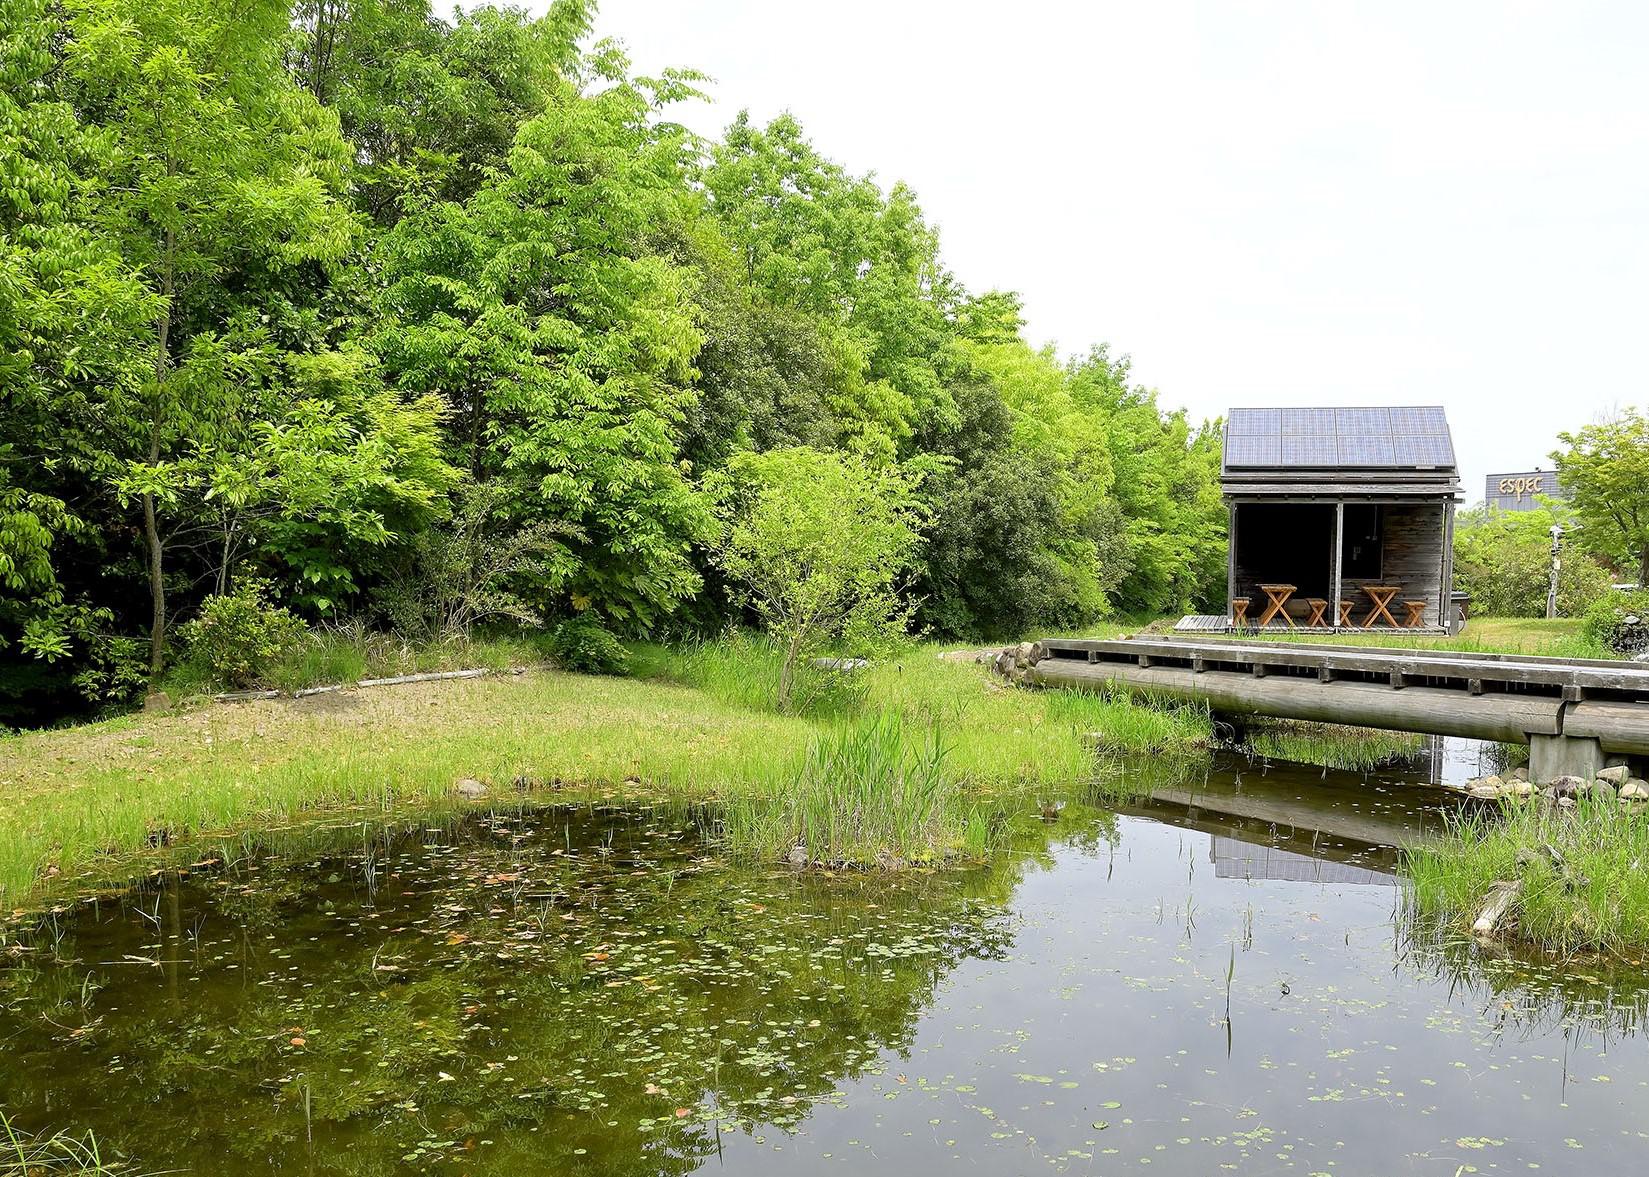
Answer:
(701, 113, 960, 459)
(289, 0, 593, 222)
(375, 48, 711, 627)
(66, 0, 359, 673)
(1069, 347, 1227, 614)
(1552, 408, 1649, 585)
(710, 448, 926, 711)
(1452, 505, 1612, 617)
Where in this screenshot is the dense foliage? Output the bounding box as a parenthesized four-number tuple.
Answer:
(1451, 505, 1612, 619)
(1583, 588, 1649, 658)
(0, 0, 1227, 724)
(1552, 408, 1649, 587)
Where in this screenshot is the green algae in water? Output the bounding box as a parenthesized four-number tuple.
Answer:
(4, 765, 1649, 1175)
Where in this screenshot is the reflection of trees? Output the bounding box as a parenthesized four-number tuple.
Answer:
(1397, 919, 1649, 1047)
(0, 807, 1029, 1177)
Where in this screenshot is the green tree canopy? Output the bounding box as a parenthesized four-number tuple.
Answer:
(1552, 408, 1649, 585)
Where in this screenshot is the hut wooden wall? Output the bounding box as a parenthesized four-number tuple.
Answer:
(1376, 503, 1446, 627)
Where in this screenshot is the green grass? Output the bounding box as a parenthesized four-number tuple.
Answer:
(1407, 796, 1649, 956)
(1241, 719, 1427, 773)
(1, 1110, 115, 1175)
(720, 711, 998, 866)
(0, 633, 1215, 904)
(158, 622, 556, 699)
(1215, 616, 1608, 660)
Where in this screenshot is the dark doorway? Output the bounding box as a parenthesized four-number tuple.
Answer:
(1340, 505, 1382, 580)
(1234, 503, 1335, 599)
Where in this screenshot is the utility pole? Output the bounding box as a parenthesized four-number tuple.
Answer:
(1546, 524, 1563, 620)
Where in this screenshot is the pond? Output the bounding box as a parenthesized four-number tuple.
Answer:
(4, 748, 1649, 1175)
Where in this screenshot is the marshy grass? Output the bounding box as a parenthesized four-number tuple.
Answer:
(1407, 796, 1649, 955)
(1240, 719, 1427, 773)
(720, 711, 998, 866)
(2, 1110, 114, 1175)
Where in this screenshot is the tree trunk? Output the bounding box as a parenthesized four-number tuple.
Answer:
(145, 234, 175, 677)
(778, 628, 803, 712)
(143, 482, 165, 676)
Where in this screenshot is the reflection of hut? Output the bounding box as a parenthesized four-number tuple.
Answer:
(1221, 406, 1464, 633)
(1210, 837, 1391, 886)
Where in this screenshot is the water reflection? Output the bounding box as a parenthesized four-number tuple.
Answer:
(2, 760, 1648, 1175)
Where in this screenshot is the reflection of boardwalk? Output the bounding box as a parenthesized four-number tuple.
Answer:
(1211, 836, 1392, 887)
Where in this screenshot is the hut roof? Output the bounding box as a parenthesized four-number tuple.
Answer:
(1222, 405, 1460, 498)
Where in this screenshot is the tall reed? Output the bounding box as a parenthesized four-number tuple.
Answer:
(719, 711, 993, 866)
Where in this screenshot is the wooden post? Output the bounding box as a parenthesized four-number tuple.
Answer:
(1227, 502, 1239, 627)
(1440, 500, 1456, 632)
(1331, 501, 1344, 631)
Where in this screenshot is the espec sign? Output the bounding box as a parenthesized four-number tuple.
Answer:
(1485, 471, 1564, 511)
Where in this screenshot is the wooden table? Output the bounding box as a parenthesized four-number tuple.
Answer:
(1359, 584, 1401, 628)
(1256, 583, 1297, 628)
(1303, 598, 1329, 628)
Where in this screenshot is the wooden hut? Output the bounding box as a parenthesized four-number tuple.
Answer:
(1218, 406, 1463, 634)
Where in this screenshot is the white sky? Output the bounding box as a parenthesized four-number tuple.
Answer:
(554, 0, 1648, 501)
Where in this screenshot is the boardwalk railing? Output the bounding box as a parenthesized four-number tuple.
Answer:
(1026, 636, 1649, 782)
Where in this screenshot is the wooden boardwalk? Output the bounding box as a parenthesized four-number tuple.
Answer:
(1026, 636, 1649, 782)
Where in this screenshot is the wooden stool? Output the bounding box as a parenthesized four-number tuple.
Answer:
(1303, 598, 1328, 628)
(1231, 598, 1250, 627)
(1401, 600, 1428, 628)
(1337, 600, 1355, 627)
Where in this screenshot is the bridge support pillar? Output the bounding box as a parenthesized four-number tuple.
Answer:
(1529, 733, 1606, 784)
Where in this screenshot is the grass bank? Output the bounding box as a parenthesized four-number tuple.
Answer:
(0, 636, 1212, 905)
(1407, 796, 1649, 956)
(156, 622, 554, 699)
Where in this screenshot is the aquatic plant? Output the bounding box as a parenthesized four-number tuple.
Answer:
(1240, 719, 1426, 773)
(720, 711, 997, 867)
(1, 1110, 114, 1175)
(1407, 794, 1649, 955)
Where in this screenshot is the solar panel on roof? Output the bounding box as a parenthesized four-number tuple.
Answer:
(1335, 407, 1391, 434)
(1221, 404, 1457, 473)
(1337, 435, 1396, 465)
(1225, 434, 1280, 466)
(1282, 434, 1337, 465)
(1280, 407, 1336, 434)
(1388, 406, 1448, 434)
(1227, 408, 1279, 436)
(1392, 434, 1456, 466)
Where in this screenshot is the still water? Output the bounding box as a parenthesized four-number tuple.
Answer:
(3, 752, 1648, 1175)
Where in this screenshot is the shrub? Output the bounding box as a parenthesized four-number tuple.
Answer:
(1582, 588, 1649, 657)
(547, 617, 629, 676)
(177, 583, 308, 689)
(1452, 506, 1613, 617)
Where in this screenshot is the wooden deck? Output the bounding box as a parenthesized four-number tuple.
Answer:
(1173, 614, 1448, 636)
(1026, 636, 1649, 780)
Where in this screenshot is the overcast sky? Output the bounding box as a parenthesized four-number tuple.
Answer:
(552, 0, 1647, 501)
